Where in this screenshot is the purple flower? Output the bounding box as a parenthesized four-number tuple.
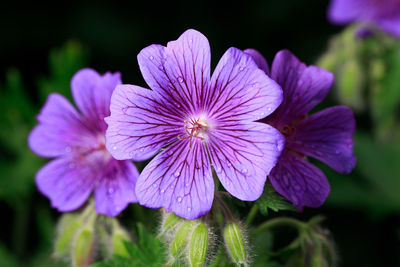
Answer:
(105, 30, 285, 220)
(328, 0, 400, 38)
(28, 69, 139, 217)
(246, 49, 356, 210)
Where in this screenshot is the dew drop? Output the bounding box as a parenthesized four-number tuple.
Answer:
(149, 55, 154, 60)
(139, 148, 144, 152)
(187, 207, 192, 212)
(108, 187, 114, 194)
(298, 80, 304, 87)
(275, 140, 284, 152)
(252, 83, 258, 88)
(260, 112, 265, 117)
(241, 168, 248, 174)
(112, 146, 117, 150)
(177, 76, 184, 83)
(160, 189, 165, 193)
(267, 107, 272, 112)
(239, 66, 245, 71)
(152, 184, 157, 188)
(185, 183, 190, 187)
(177, 196, 182, 203)
(174, 171, 180, 177)
(158, 65, 164, 70)
(216, 166, 222, 173)
(65, 146, 72, 153)
(227, 162, 232, 168)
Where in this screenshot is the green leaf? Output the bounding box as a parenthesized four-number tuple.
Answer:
(256, 183, 297, 216)
(91, 223, 166, 267)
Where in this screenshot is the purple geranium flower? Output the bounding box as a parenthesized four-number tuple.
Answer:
(246, 49, 356, 210)
(105, 30, 285, 220)
(328, 0, 400, 38)
(28, 69, 139, 217)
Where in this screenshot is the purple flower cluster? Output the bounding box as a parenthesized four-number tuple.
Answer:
(29, 30, 356, 219)
(328, 0, 400, 38)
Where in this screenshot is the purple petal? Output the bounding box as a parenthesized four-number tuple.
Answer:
(35, 155, 97, 212)
(207, 47, 282, 122)
(135, 138, 214, 220)
(289, 106, 356, 174)
(268, 50, 334, 126)
(327, 0, 364, 25)
(244, 48, 270, 75)
(269, 150, 330, 210)
(71, 68, 121, 131)
(137, 29, 211, 114)
(376, 13, 400, 38)
(105, 85, 183, 161)
(94, 160, 139, 217)
(208, 122, 284, 201)
(28, 93, 98, 158)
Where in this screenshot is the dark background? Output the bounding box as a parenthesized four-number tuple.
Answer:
(1, 0, 399, 266)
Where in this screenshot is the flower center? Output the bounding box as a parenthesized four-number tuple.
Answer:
(179, 116, 211, 147)
(281, 125, 297, 143)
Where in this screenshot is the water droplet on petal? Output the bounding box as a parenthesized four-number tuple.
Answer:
(187, 207, 192, 212)
(260, 112, 265, 117)
(216, 166, 222, 173)
(177, 76, 184, 83)
(112, 146, 117, 150)
(267, 107, 272, 112)
(174, 171, 180, 177)
(160, 189, 165, 193)
(252, 83, 258, 88)
(152, 184, 157, 188)
(149, 56, 154, 60)
(65, 146, 72, 153)
(227, 162, 232, 168)
(139, 148, 144, 152)
(185, 183, 190, 187)
(158, 65, 164, 70)
(108, 187, 115, 194)
(275, 140, 284, 152)
(241, 168, 248, 174)
(239, 66, 245, 71)
(177, 196, 182, 203)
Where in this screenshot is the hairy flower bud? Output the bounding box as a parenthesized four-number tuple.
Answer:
(54, 214, 83, 259)
(111, 219, 132, 258)
(223, 222, 248, 266)
(72, 226, 95, 267)
(161, 211, 185, 238)
(170, 220, 195, 258)
(188, 222, 209, 267)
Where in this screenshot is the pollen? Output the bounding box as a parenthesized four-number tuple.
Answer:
(179, 115, 212, 147)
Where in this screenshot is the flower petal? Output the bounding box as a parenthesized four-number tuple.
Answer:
(137, 29, 211, 114)
(135, 138, 214, 220)
(327, 0, 364, 25)
(269, 150, 330, 210)
(268, 50, 334, 126)
(289, 106, 356, 174)
(208, 122, 284, 201)
(244, 48, 270, 75)
(105, 85, 183, 161)
(94, 160, 139, 217)
(35, 156, 96, 212)
(28, 93, 98, 157)
(71, 68, 121, 131)
(207, 47, 282, 122)
(376, 14, 400, 38)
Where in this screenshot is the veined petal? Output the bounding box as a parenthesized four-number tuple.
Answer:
(289, 106, 356, 174)
(268, 50, 334, 126)
(137, 29, 211, 114)
(71, 68, 121, 131)
(376, 14, 400, 38)
(135, 138, 214, 220)
(28, 93, 98, 158)
(208, 122, 284, 201)
(105, 84, 183, 161)
(207, 47, 282, 122)
(35, 155, 97, 212)
(269, 150, 330, 211)
(244, 48, 270, 75)
(94, 160, 139, 217)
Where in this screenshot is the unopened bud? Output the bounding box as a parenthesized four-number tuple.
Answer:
(311, 254, 329, 267)
(161, 211, 184, 237)
(111, 219, 132, 258)
(188, 222, 209, 267)
(170, 220, 195, 258)
(72, 227, 95, 267)
(223, 222, 248, 266)
(54, 214, 83, 259)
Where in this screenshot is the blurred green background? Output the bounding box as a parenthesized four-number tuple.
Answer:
(1, 0, 399, 266)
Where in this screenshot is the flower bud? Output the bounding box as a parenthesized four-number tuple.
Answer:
(188, 222, 209, 267)
(161, 211, 184, 237)
(170, 220, 195, 258)
(72, 226, 95, 267)
(223, 222, 248, 266)
(111, 219, 132, 258)
(54, 214, 83, 259)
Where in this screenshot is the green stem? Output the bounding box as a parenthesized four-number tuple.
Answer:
(252, 217, 306, 237)
(245, 204, 258, 226)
